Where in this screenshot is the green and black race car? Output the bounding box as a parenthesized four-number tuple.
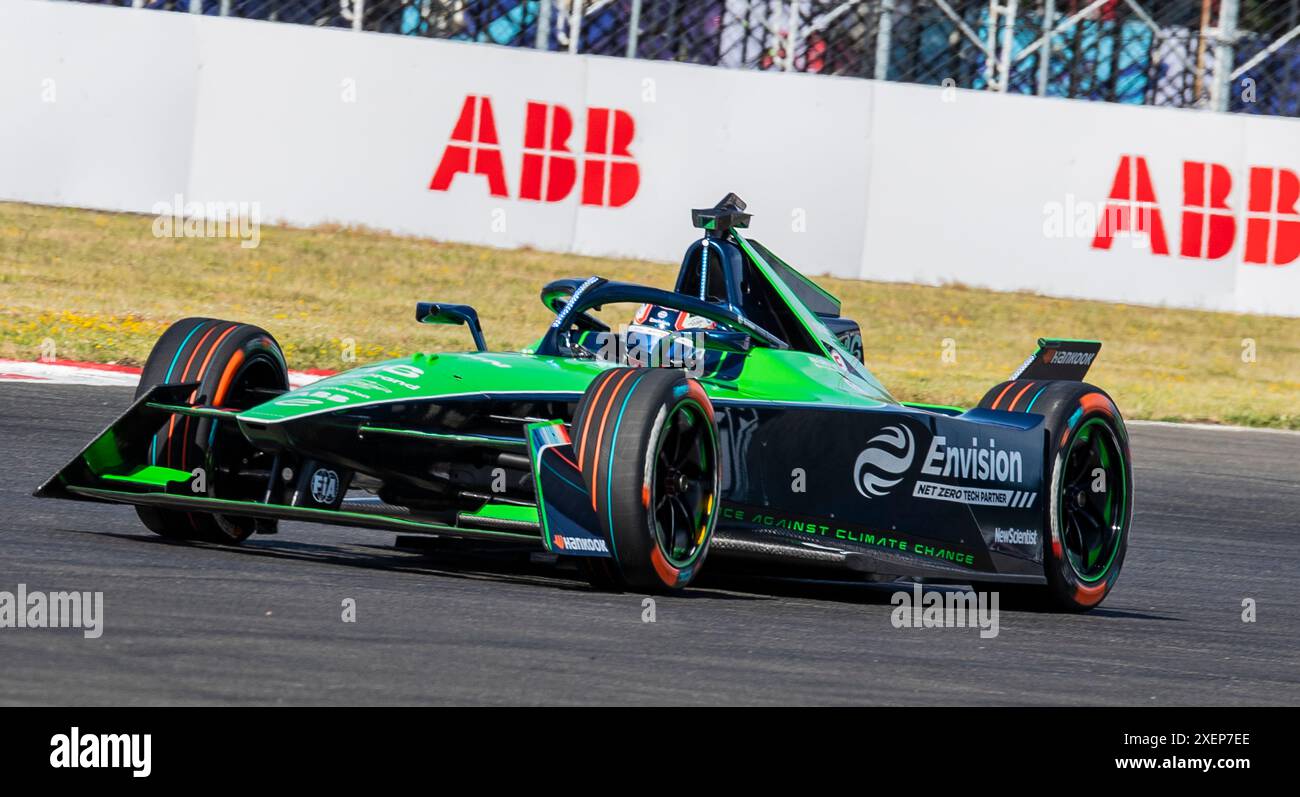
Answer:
(37, 194, 1132, 611)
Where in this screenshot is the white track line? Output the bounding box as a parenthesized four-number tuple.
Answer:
(0, 360, 329, 389)
(1126, 419, 1300, 437)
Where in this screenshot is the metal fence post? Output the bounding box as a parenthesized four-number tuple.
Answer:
(874, 0, 895, 81)
(785, 0, 799, 71)
(568, 0, 584, 55)
(1193, 0, 1212, 103)
(995, 0, 1019, 91)
(1211, 0, 1240, 111)
(536, 0, 553, 50)
(1036, 0, 1055, 96)
(626, 0, 642, 58)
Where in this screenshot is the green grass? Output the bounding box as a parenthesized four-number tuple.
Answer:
(2, 201, 1298, 428)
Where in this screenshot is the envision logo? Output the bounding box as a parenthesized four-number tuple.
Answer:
(50, 727, 151, 778)
(853, 425, 915, 498)
(920, 436, 1023, 484)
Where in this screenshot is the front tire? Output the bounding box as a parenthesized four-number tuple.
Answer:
(980, 380, 1133, 611)
(571, 368, 721, 591)
(134, 317, 289, 544)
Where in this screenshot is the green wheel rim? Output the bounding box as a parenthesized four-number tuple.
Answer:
(1059, 417, 1127, 582)
(649, 399, 716, 569)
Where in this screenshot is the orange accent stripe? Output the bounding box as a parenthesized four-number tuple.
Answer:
(1079, 392, 1113, 418)
(577, 372, 618, 466)
(553, 450, 580, 472)
(649, 546, 680, 587)
(167, 324, 222, 466)
(989, 381, 1017, 410)
(211, 349, 246, 407)
(182, 325, 238, 472)
(589, 370, 638, 511)
(685, 380, 714, 423)
(641, 484, 651, 508)
(1008, 381, 1037, 412)
(193, 325, 238, 386)
(987, 379, 1019, 410)
(179, 324, 222, 385)
(1074, 581, 1107, 607)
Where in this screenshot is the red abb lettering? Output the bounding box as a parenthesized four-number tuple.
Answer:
(1180, 161, 1235, 259)
(519, 102, 577, 202)
(1091, 155, 1170, 254)
(430, 96, 640, 207)
(1244, 167, 1300, 266)
(581, 108, 639, 208)
(429, 95, 509, 197)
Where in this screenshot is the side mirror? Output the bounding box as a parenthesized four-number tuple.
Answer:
(416, 302, 487, 352)
(697, 329, 752, 355)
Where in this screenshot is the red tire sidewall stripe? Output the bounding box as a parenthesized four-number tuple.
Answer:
(168, 323, 223, 468)
(650, 545, 682, 588)
(181, 324, 237, 473)
(1008, 380, 1037, 412)
(989, 380, 1017, 410)
(588, 369, 639, 510)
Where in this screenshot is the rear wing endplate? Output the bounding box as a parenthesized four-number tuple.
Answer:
(1010, 338, 1102, 382)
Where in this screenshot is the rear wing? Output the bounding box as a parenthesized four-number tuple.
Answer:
(1011, 338, 1102, 382)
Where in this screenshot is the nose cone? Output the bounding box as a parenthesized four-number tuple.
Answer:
(236, 351, 605, 426)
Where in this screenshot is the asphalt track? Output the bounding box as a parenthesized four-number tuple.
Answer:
(1, 383, 1297, 706)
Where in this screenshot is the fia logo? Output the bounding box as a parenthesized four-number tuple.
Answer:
(310, 468, 339, 504)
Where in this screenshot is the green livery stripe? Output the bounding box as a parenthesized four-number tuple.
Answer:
(460, 502, 539, 523)
(524, 422, 558, 552)
(359, 426, 527, 449)
(101, 465, 193, 488)
(83, 430, 124, 476)
(68, 487, 539, 543)
(902, 402, 966, 415)
(145, 403, 240, 419)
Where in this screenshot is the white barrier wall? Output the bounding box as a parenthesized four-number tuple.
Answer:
(2, 1, 1298, 315)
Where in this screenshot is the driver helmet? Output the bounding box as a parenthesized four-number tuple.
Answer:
(625, 303, 714, 368)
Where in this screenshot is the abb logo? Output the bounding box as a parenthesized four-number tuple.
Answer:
(429, 95, 639, 207)
(1091, 155, 1299, 265)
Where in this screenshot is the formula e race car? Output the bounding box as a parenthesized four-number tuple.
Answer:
(36, 194, 1132, 611)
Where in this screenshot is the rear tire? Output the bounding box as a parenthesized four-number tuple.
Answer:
(134, 317, 288, 544)
(571, 368, 721, 591)
(979, 380, 1132, 612)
